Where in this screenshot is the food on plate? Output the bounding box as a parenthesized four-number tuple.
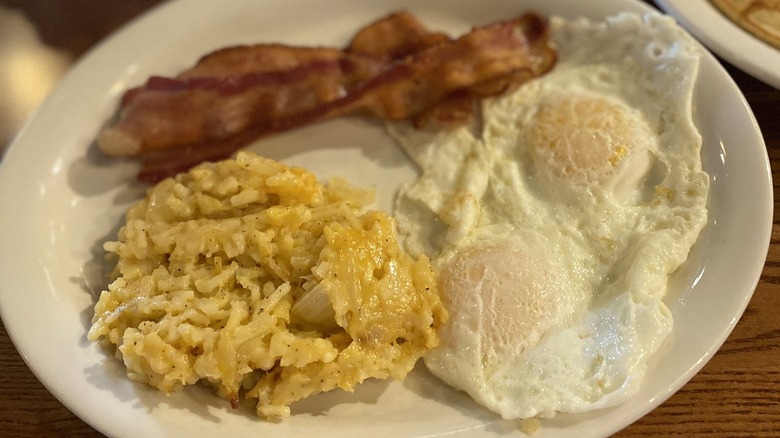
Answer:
(98, 48, 387, 157)
(392, 12, 709, 419)
(346, 11, 450, 60)
(710, 0, 780, 49)
(88, 151, 447, 418)
(97, 11, 556, 183)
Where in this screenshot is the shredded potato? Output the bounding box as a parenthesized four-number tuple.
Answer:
(88, 151, 446, 417)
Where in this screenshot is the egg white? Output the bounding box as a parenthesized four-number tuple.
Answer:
(391, 11, 709, 419)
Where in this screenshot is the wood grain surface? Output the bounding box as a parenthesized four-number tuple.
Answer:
(0, 0, 777, 436)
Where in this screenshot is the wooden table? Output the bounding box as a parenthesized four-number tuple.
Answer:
(0, 0, 777, 436)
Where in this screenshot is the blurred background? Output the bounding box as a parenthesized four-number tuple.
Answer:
(0, 0, 163, 155)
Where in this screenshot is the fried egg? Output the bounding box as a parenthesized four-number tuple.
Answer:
(391, 12, 709, 419)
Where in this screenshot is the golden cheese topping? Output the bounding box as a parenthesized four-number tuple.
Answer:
(88, 151, 446, 418)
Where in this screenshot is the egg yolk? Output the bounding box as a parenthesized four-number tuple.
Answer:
(528, 92, 657, 202)
(438, 241, 580, 363)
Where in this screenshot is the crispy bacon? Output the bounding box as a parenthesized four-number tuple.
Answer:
(346, 11, 451, 60)
(99, 11, 556, 183)
(333, 14, 555, 120)
(346, 11, 476, 128)
(101, 50, 387, 156)
(182, 45, 355, 79)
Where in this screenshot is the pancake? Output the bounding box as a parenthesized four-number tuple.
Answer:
(710, 0, 780, 49)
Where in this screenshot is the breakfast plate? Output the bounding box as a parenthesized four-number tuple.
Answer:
(656, 0, 780, 89)
(0, 0, 771, 437)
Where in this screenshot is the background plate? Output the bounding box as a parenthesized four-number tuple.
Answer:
(657, 0, 780, 89)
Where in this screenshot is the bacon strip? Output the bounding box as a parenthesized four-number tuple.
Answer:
(334, 14, 555, 120)
(100, 50, 387, 156)
(108, 15, 443, 158)
(346, 11, 451, 60)
(346, 11, 477, 128)
(99, 12, 556, 183)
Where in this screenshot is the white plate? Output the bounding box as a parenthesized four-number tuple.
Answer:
(0, 0, 771, 437)
(656, 0, 780, 89)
